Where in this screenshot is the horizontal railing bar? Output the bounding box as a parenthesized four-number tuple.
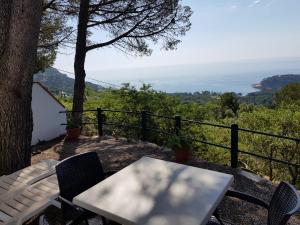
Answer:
(59, 110, 97, 113)
(102, 109, 141, 115)
(181, 119, 231, 129)
(147, 113, 174, 120)
(238, 128, 300, 142)
(146, 127, 175, 136)
(238, 149, 300, 167)
(188, 137, 231, 150)
(61, 122, 96, 125)
(59, 109, 300, 141)
(103, 122, 141, 130)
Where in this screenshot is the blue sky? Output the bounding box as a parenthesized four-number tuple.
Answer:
(54, 0, 300, 91)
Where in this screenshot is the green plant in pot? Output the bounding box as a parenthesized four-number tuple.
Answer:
(66, 118, 81, 141)
(167, 134, 191, 163)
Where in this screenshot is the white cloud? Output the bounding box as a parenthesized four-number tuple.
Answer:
(248, 0, 262, 7)
(230, 5, 237, 9)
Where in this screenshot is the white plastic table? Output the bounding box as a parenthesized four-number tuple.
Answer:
(73, 157, 234, 225)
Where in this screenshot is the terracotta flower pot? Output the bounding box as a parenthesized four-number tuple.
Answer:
(66, 127, 81, 140)
(174, 147, 190, 163)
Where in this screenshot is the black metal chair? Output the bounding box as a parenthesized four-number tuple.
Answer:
(207, 182, 300, 225)
(55, 152, 117, 225)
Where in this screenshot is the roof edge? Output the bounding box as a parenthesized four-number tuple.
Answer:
(33, 82, 66, 109)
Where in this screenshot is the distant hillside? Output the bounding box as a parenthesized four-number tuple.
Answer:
(253, 74, 300, 91)
(34, 67, 104, 95)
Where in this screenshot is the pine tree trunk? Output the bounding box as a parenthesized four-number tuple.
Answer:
(0, 0, 43, 175)
(72, 0, 89, 125)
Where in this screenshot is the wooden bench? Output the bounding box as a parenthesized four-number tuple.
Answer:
(0, 160, 58, 202)
(0, 174, 60, 225)
(0, 160, 60, 225)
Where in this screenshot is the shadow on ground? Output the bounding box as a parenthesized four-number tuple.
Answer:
(29, 136, 300, 225)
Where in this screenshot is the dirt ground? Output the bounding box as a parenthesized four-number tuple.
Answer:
(30, 136, 300, 225)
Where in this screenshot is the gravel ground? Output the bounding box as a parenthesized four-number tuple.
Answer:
(28, 136, 300, 225)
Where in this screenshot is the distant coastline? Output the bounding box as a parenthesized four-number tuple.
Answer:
(251, 74, 300, 92)
(252, 83, 262, 90)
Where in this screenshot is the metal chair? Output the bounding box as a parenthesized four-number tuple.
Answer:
(207, 182, 300, 225)
(55, 152, 117, 225)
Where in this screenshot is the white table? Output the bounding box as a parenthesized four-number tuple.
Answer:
(73, 157, 234, 225)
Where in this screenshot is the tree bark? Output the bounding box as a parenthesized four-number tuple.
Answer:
(0, 0, 43, 174)
(72, 0, 89, 125)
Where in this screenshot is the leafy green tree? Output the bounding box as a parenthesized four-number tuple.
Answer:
(220, 92, 239, 116)
(239, 103, 254, 113)
(64, 0, 193, 125)
(35, 0, 74, 72)
(275, 83, 300, 106)
(57, 84, 300, 187)
(237, 108, 300, 185)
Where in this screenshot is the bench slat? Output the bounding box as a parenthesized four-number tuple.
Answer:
(0, 210, 12, 222)
(14, 196, 35, 207)
(0, 204, 19, 217)
(1, 177, 22, 186)
(5, 200, 27, 212)
(21, 191, 44, 202)
(0, 160, 59, 225)
(0, 182, 9, 191)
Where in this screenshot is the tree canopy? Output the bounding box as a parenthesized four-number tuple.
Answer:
(67, 0, 192, 125)
(275, 83, 300, 106)
(220, 92, 239, 116)
(35, 0, 73, 72)
(85, 0, 192, 55)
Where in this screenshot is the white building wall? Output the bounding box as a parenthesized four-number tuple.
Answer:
(31, 83, 66, 145)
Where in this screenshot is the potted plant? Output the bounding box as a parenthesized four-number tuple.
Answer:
(66, 118, 81, 140)
(167, 134, 191, 162)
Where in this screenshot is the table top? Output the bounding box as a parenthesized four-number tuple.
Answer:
(73, 157, 234, 225)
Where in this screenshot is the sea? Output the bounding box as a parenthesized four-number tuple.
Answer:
(87, 58, 300, 95)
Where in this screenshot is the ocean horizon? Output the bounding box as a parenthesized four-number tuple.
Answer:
(85, 58, 300, 95)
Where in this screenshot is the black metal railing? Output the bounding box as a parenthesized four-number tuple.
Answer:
(60, 108, 300, 183)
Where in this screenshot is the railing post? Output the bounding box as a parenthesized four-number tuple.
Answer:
(97, 108, 103, 136)
(174, 115, 181, 136)
(231, 124, 239, 168)
(141, 110, 147, 141)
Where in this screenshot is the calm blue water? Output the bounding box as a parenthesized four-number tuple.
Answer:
(87, 58, 300, 95)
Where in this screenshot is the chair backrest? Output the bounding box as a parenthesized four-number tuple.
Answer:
(268, 182, 300, 225)
(55, 152, 105, 201)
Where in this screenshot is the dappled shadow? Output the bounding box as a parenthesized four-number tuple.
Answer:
(30, 136, 300, 225)
(76, 157, 232, 225)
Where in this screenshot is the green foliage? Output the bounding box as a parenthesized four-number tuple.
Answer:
(59, 83, 300, 187)
(167, 134, 191, 151)
(240, 91, 275, 106)
(171, 91, 220, 104)
(275, 83, 300, 106)
(258, 74, 300, 91)
(220, 92, 239, 116)
(66, 117, 80, 129)
(34, 68, 104, 96)
(35, 1, 73, 72)
(237, 107, 300, 184)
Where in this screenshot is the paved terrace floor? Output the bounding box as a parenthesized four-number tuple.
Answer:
(29, 136, 300, 225)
